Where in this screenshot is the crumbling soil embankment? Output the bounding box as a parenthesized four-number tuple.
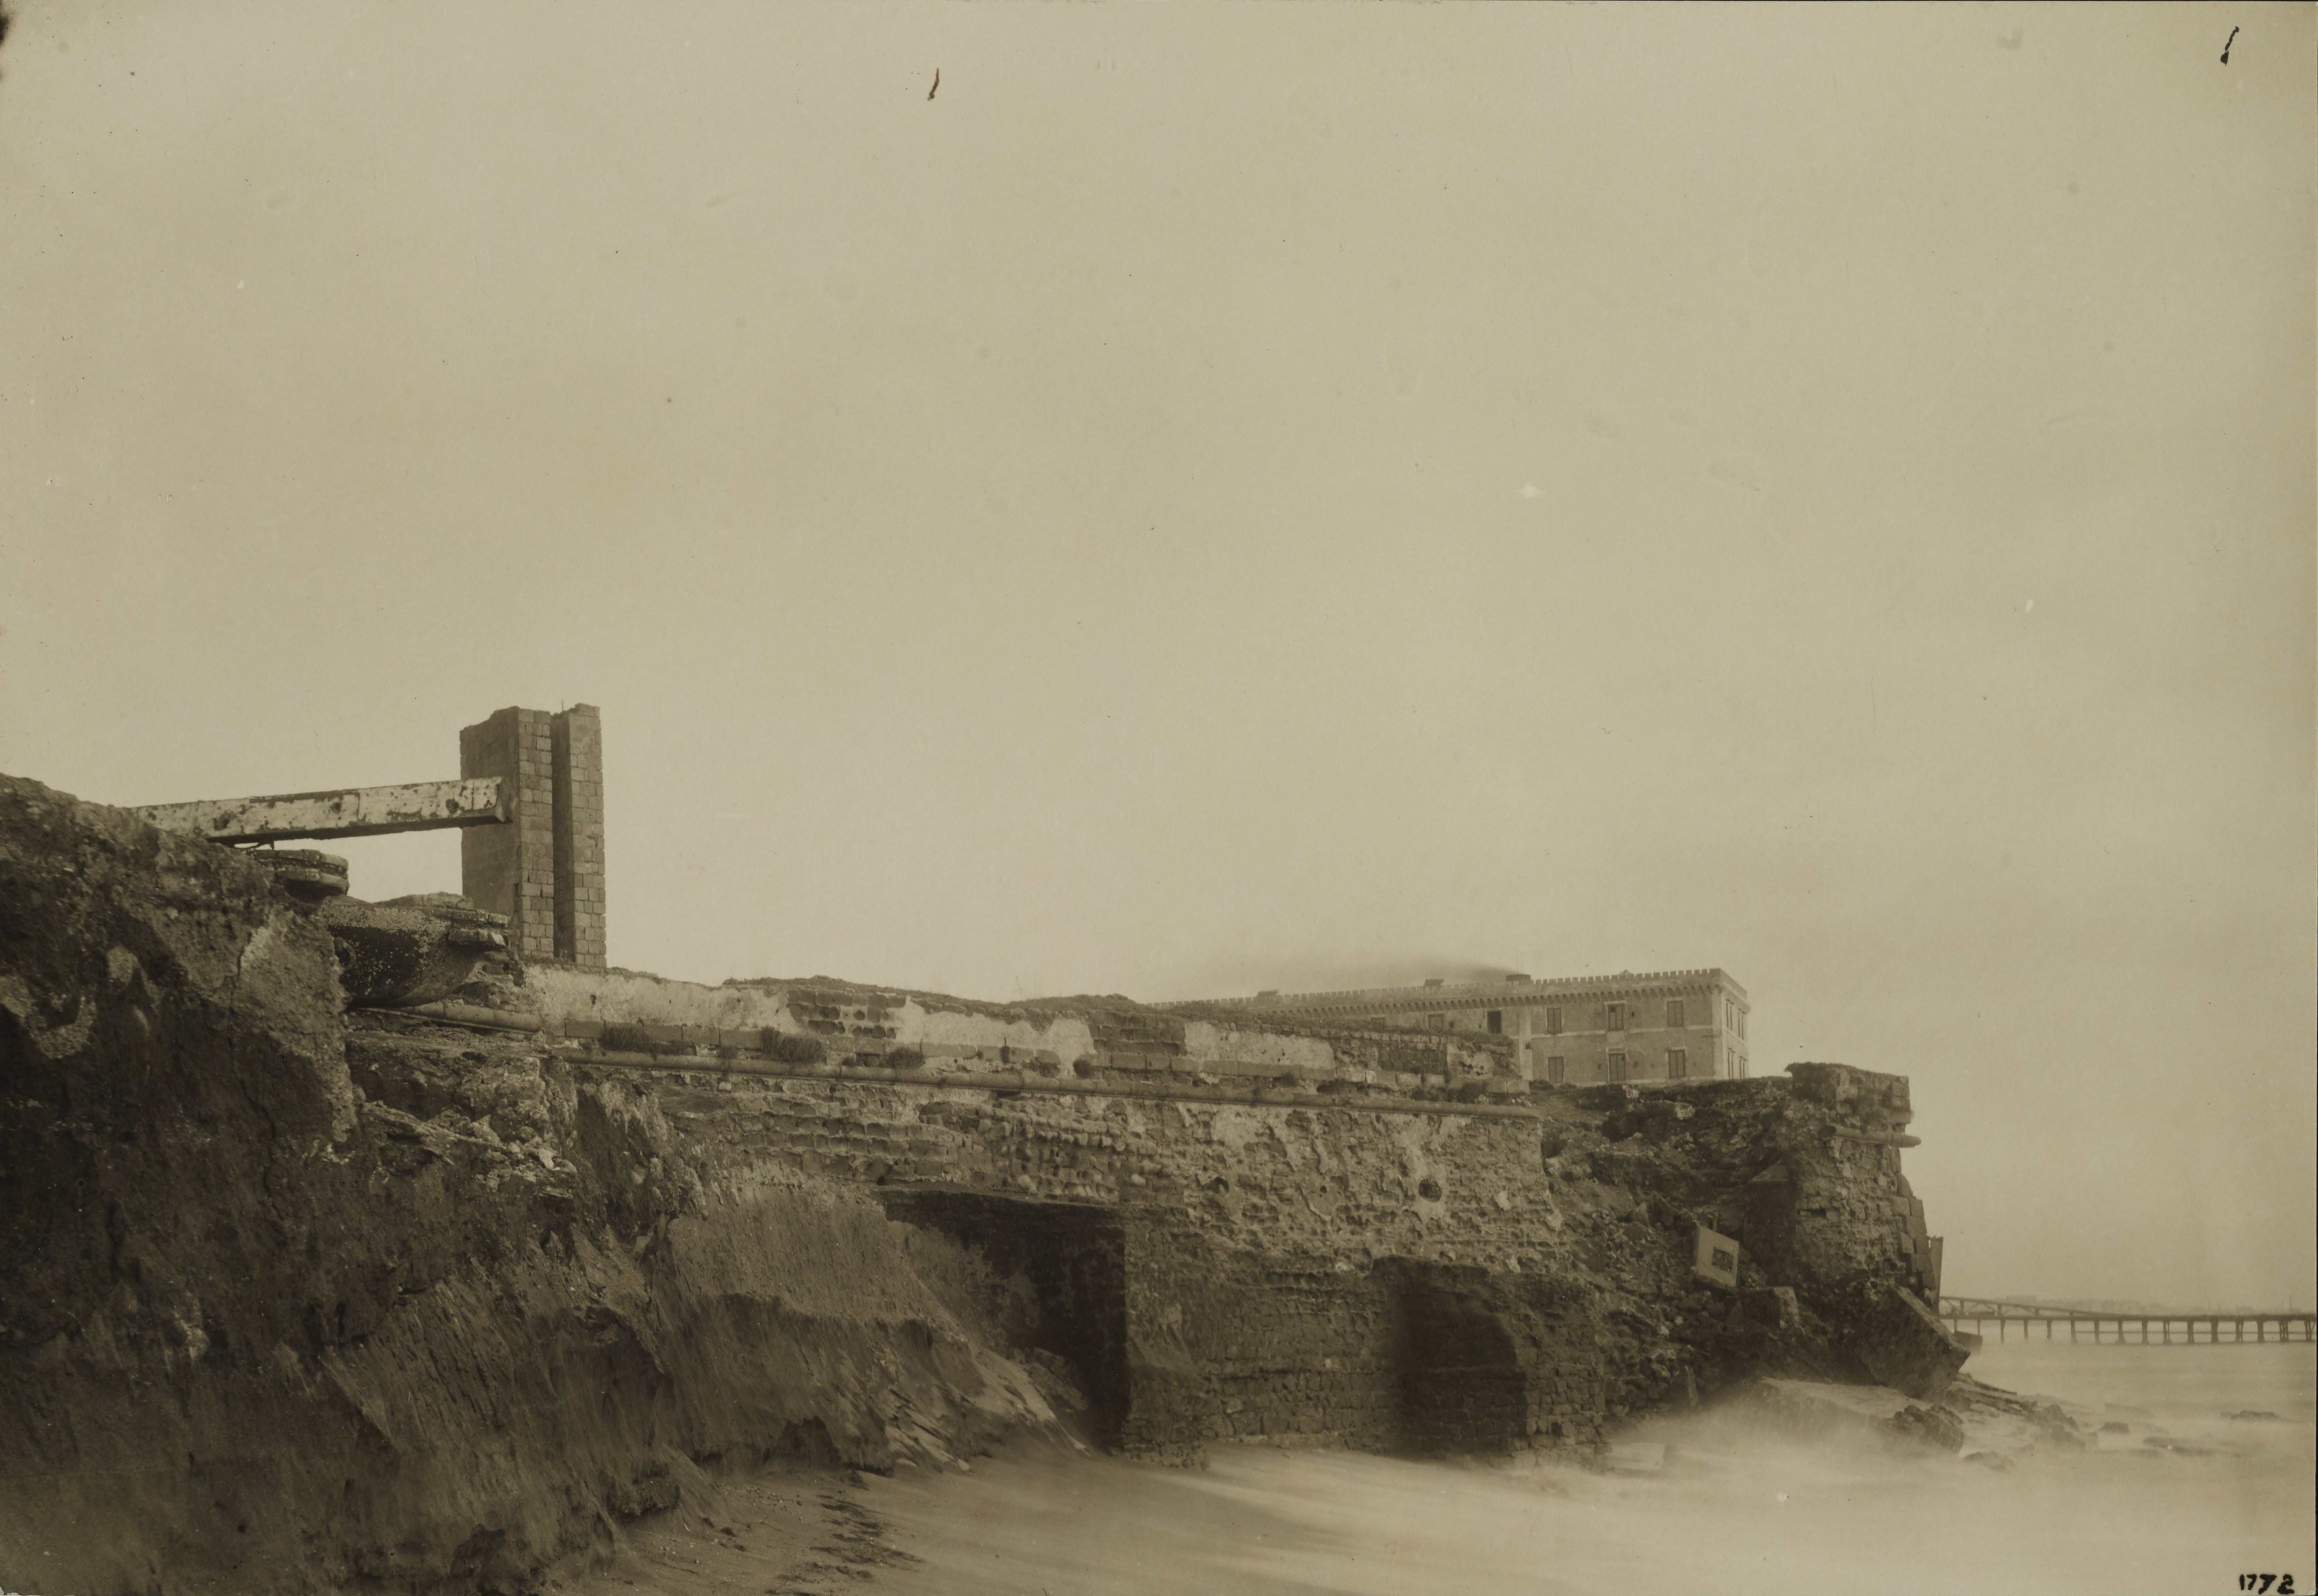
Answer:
(0, 775, 1058, 1594)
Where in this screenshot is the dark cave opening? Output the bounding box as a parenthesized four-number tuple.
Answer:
(878, 1189, 1129, 1450)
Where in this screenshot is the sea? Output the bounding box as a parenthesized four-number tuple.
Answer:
(854, 1340, 2316, 1596)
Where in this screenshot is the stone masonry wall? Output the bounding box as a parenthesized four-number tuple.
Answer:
(458, 707, 558, 962)
(1740, 1063, 1942, 1311)
(549, 705, 606, 970)
(538, 1028, 1942, 1461)
(462, 965, 1952, 1461)
(460, 704, 606, 971)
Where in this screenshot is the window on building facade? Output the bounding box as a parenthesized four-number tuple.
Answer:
(1607, 1050, 1628, 1082)
(1668, 1048, 1688, 1079)
(1666, 998, 1686, 1028)
(1487, 1010, 1502, 1034)
(1725, 997, 1736, 1029)
(1428, 1012, 1448, 1030)
(1607, 1002, 1629, 1031)
(1546, 1055, 1566, 1084)
(1545, 1006, 1563, 1035)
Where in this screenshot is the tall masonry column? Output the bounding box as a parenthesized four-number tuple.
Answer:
(458, 704, 606, 969)
(550, 704, 606, 969)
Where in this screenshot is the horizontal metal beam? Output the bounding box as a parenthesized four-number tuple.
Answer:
(133, 777, 507, 844)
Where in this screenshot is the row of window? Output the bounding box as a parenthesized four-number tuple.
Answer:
(1428, 998, 1751, 1040)
(1525, 997, 1745, 1036)
(1536, 1045, 1749, 1084)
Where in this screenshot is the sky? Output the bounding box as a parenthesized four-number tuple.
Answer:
(1, 3, 2310, 1309)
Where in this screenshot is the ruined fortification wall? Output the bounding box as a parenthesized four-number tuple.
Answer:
(0, 774, 1960, 1595)
(514, 951, 1948, 1463)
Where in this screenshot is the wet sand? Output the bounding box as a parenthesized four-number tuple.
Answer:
(561, 1344, 2314, 1596)
(545, 1466, 930, 1596)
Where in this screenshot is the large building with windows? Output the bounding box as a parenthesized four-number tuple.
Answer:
(1204, 968, 1749, 1086)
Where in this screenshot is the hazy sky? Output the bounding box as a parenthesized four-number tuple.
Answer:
(3, 4, 2310, 1307)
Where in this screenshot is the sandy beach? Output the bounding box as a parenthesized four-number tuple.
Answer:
(560, 1342, 2314, 1596)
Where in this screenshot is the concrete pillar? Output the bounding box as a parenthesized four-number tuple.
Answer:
(460, 704, 606, 969)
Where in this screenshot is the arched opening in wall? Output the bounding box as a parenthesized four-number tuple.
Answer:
(876, 1190, 1128, 1451)
(1385, 1260, 1530, 1454)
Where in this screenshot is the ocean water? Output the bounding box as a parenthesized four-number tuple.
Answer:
(861, 1342, 2316, 1596)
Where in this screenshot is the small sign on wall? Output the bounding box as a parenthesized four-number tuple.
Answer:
(1693, 1222, 1741, 1290)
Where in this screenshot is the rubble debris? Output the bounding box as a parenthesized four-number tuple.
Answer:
(321, 891, 510, 1007)
(246, 846, 349, 901)
(1886, 1401, 1967, 1453)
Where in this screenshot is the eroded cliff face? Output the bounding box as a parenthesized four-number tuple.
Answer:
(0, 775, 1965, 1594)
(0, 777, 1060, 1594)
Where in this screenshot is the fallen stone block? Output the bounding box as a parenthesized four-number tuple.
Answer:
(1939, 1376, 2091, 1453)
(1886, 1401, 1966, 1453)
(1745, 1377, 1911, 1442)
(246, 847, 349, 901)
(1742, 1286, 1801, 1329)
(1853, 1285, 1972, 1399)
(1743, 1378, 1965, 1456)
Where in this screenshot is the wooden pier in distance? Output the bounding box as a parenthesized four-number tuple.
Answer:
(1939, 1296, 2315, 1345)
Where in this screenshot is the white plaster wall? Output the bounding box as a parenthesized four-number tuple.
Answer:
(1181, 1020, 1337, 1075)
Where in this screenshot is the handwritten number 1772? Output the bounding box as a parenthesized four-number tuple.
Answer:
(2241, 1578, 2296, 1593)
